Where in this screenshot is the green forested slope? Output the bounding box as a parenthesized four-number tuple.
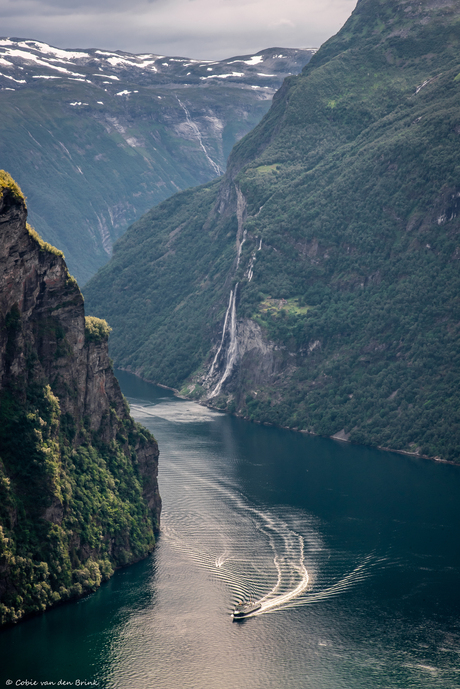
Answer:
(86, 0, 460, 462)
(0, 176, 160, 625)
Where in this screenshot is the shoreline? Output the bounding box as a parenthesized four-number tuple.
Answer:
(116, 367, 459, 468)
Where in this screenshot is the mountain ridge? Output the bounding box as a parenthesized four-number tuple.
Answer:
(85, 0, 460, 462)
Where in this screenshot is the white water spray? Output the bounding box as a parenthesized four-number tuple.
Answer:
(208, 283, 239, 398)
(207, 288, 234, 382)
(246, 237, 262, 282)
(235, 186, 247, 268)
(176, 97, 223, 176)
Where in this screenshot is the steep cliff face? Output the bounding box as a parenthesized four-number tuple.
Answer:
(85, 0, 460, 462)
(0, 172, 160, 625)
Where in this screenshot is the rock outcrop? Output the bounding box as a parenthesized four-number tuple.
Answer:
(0, 171, 160, 625)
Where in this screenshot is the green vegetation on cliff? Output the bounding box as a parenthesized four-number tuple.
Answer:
(0, 383, 156, 625)
(26, 222, 64, 259)
(0, 181, 160, 626)
(0, 170, 25, 203)
(85, 316, 112, 344)
(85, 0, 460, 462)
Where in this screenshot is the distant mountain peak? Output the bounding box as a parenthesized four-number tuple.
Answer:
(0, 38, 316, 92)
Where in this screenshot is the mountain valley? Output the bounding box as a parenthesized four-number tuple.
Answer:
(0, 39, 314, 283)
(85, 0, 460, 462)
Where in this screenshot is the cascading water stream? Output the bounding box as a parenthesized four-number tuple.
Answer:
(208, 283, 239, 398)
(206, 288, 234, 382)
(247, 237, 262, 282)
(206, 187, 262, 398)
(176, 97, 223, 176)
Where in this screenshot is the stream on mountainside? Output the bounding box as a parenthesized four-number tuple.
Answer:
(1, 369, 460, 689)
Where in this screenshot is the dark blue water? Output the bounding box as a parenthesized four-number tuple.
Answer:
(1, 370, 460, 688)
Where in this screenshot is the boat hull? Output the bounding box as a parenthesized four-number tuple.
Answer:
(232, 602, 261, 618)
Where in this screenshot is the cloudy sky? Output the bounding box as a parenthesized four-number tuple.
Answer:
(0, 0, 357, 59)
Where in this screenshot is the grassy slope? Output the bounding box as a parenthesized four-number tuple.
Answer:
(85, 0, 460, 461)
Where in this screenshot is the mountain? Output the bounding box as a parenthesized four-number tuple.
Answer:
(0, 172, 160, 626)
(85, 0, 460, 463)
(0, 38, 314, 283)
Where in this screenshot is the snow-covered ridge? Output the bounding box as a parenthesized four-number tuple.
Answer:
(0, 37, 316, 92)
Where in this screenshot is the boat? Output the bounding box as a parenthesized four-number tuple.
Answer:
(232, 601, 262, 618)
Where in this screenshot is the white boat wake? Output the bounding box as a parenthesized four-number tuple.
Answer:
(138, 403, 372, 619)
(256, 534, 309, 615)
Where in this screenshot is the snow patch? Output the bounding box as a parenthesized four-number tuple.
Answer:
(0, 48, 85, 75)
(229, 55, 264, 66)
(200, 72, 244, 80)
(244, 55, 264, 65)
(15, 40, 89, 61)
(106, 56, 139, 67)
(105, 56, 156, 69)
(95, 50, 122, 57)
(125, 137, 141, 147)
(0, 73, 26, 83)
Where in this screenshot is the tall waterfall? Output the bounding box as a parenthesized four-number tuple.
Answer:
(176, 97, 223, 176)
(207, 287, 235, 382)
(246, 238, 262, 282)
(205, 185, 262, 399)
(208, 283, 239, 399)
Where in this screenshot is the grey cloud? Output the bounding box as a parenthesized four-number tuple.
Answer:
(0, 0, 357, 58)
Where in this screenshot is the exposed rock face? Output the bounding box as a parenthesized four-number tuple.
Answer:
(204, 315, 281, 400)
(0, 173, 160, 625)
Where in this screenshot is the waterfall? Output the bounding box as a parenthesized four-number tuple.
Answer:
(205, 187, 259, 399)
(176, 97, 223, 176)
(246, 238, 262, 282)
(236, 230, 247, 268)
(207, 288, 234, 381)
(235, 187, 247, 268)
(208, 284, 239, 399)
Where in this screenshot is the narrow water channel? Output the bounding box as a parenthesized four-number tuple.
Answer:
(1, 370, 459, 688)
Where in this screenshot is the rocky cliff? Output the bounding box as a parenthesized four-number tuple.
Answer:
(0, 171, 160, 625)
